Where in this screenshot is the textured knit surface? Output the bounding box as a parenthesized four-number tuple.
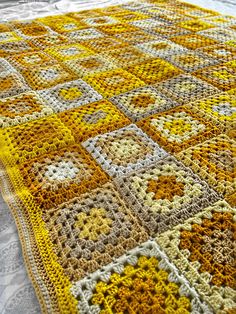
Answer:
(0, 0, 235, 313)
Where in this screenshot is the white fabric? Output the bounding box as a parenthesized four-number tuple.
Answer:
(0, 0, 235, 21)
(0, 0, 132, 21)
(0, 193, 41, 314)
(184, 0, 236, 17)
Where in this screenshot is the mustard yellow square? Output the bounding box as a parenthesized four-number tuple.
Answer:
(177, 134, 236, 206)
(36, 15, 86, 33)
(126, 58, 182, 84)
(0, 23, 12, 33)
(187, 92, 236, 132)
(98, 23, 138, 35)
(137, 106, 219, 153)
(45, 43, 93, 61)
(0, 115, 74, 163)
(171, 34, 218, 50)
(59, 99, 130, 141)
(31, 34, 70, 49)
(84, 68, 145, 98)
(111, 11, 149, 22)
(21, 64, 77, 90)
(177, 19, 214, 32)
(194, 61, 236, 91)
(198, 43, 236, 62)
(81, 36, 128, 52)
(9, 51, 56, 69)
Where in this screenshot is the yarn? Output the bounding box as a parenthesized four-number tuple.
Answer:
(0, 0, 235, 313)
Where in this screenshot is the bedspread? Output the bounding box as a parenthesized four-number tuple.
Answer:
(0, 0, 235, 313)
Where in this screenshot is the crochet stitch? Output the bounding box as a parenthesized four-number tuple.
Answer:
(0, 0, 235, 313)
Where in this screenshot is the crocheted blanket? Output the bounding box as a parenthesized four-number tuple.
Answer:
(0, 0, 235, 313)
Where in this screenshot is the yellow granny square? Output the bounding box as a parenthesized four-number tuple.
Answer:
(59, 99, 130, 141)
(177, 134, 236, 206)
(21, 64, 77, 90)
(84, 68, 145, 97)
(187, 92, 236, 132)
(137, 106, 219, 153)
(177, 19, 214, 32)
(0, 115, 74, 163)
(157, 200, 236, 313)
(126, 58, 182, 84)
(45, 43, 93, 61)
(8, 51, 56, 69)
(171, 33, 218, 49)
